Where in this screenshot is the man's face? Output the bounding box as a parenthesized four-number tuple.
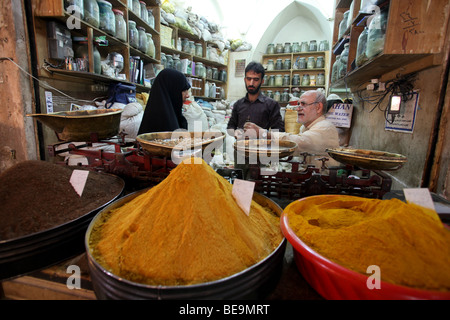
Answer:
(297, 92, 322, 127)
(244, 70, 263, 94)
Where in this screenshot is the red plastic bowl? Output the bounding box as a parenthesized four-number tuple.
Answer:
(280, 204, 450, 300)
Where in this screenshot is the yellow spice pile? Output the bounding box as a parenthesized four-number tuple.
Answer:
(90, 157, 282, 286)
(285, 195, 450, 291)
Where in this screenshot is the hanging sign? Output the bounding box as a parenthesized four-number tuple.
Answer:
(325, 103, 353, 128)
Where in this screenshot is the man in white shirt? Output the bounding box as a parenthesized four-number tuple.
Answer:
(244, 90, 340, 167)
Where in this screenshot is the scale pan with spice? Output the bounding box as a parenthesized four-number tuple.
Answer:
(27, 109, 123, 142)
(326, 147, 407, 170)
(85, 189, 286, 300)
(136, 131, 225, 158)
(234, 139, 298, 160)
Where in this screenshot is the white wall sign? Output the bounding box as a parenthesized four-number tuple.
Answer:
(385, 92, 419, 133)
(325, 103, 353, 128)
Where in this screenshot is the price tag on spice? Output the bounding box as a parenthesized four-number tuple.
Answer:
(232, 179, 255, 216)
(70, 169, 89, 197)
(403, 188, 436, 211)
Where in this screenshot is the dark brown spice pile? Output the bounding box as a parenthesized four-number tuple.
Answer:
(0, 160, 124, 241)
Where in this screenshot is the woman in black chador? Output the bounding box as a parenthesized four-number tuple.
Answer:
(138, 68, 191, 134)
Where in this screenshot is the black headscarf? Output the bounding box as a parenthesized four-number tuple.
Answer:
(138, 69, 191, 134)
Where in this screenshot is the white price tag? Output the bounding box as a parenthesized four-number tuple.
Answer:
(403, 188, 435, 211)
(70, 170, 89, 197)
(232, 179, 255, 216)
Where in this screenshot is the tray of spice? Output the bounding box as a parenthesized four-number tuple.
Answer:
(85, 157, 285, 299)
(234, 139, 297, 160)
(136, 131, 225, 158)
(27, 109, 123, 141)
(0, 160, 124, 280)
(281, 194, 450, 300)
(326, 147, 407, 170)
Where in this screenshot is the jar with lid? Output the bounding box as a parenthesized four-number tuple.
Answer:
(300, 41, 308, 52)
(281, 89, 290, 103)
(146, 33, 155, 58)
(147, 9, 155, 28)
(196, 62, 205, 77)
(206, 66, 212, 79)
(275, 59, 283, 70)
(331, 55, 341, 83)
(297, 57, 306, 69)
(219, 70, 227, 82)
(160, 52, 167, 68)
(132, 0, 140, 17)
(284, 42, 292, 53)
(283, 58, 291, 70)
(292, 74, 300, 86)
(307, 56, 316, 69)
(356, 26, 369, 66)
(166, 54, 174, 69)
(339, 10, 350, 39)
(268, 75, 275, 86)
(267, 59, 274, 71)
(317, 73, 325, 86)
(137, 26, 147, 53)
(189, 41, 195, 55)
(275, 43, 284, 54)
(75, 41, 100, 74)
(274, 90, 281, 102)
(301, 74, 310, 86)
(282, 74, 290, 86)
(83, 0, 99, 28)
(266, 90, 274, 99)
(338, 43, 350, 78)
(292, 88, 300, 98)
(98, 0, 115, 36)
(212, 67, 218, 80)
(292, 42, 300, 53)
(275, 74, 283, 87)
(173, 56, 182, 72)
(316, 56, 324, 68)
(366, 8, 388, 60)
(309, 40, 317, 52)
(266, 43, 275, 54)
(113, 9, 126, 42)
(318, 40, 329, 51)
(128, 20, 139, 49)
(139, 1, 148, 23)
(195, 43, 203, 57)
(65, 0, 84, 19)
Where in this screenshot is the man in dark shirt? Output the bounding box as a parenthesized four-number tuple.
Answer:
(227, 62, 284, 139)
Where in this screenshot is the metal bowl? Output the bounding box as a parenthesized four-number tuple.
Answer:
(27, 109, 123, 141)
(0, 173, 124, 281)
(136, 131, 225, 158)
(326, 147, 407, 170)
(85, 190, 286, 300)
(234, 139, 297, 160)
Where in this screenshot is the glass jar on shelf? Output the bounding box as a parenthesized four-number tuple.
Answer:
(206, 66, 212, 79)
(266, 90, 274, 99)
(268, 75, 275, 86)
(275, 43, 284, 53)
(139, 1, 148, 23)
(173, 55, 182, 72)
(189, 41, 195, 55)
(300, 41, 308, 52)
(75, 40, 100, 74)
(128, 20, 139, 49)
(267, 59, 274, 71)
(338, 43, 350, 78)
(65, 0, 84, 19)
(196, 62, 205, 77)
(301, 74, 310, 86)
(356, 26, 369, 67)
(195, 43, 203, 57)
(366, 8, 388, 60)
(219, 70, 227, 82)
(281, 89, 290, 102)
(282, 74, 290, 86)
(307, 56, 316, 69)
(283, 58, 291, 70)
(98, 0, 115, 36)
(317, 73, 325, 86)
(113, 9, 127, 42)
(212, 67, 219, 80)
(316, 56, 324, 68)
(160, 52, 167, 68)
(137, 26, 147, 53)
(266, 43, 275, 54)
(339, 10, 350, 39)
(146, 33, 155, 58)
(275, 59, 283, 70)
(318, 40, 329, 51)
(284, 42, 292, 53)
(292, 42, 300, 53)
(83, 0, 99, 28)
(147, 9, 155, 28)
(166, 54, 173, 69)
(331, 55, 341, 83)
(309, 40, 317, 52)
(292, 74, 300, 86)
(274, 90, 281, 102)
(297, 57, 306, 69)
(132, 0, 140, 17)
(275, 74, 283, 86)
